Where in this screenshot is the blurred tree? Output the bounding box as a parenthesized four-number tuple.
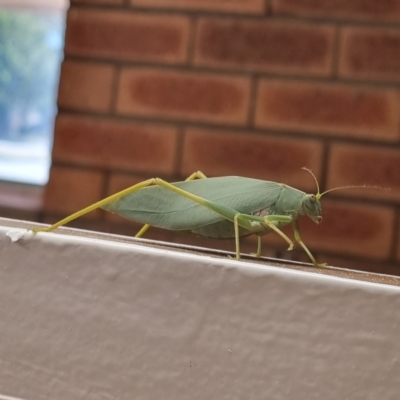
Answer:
(0, 11, 63, 140)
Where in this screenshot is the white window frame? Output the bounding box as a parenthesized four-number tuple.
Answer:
(0, 1, 68, 11)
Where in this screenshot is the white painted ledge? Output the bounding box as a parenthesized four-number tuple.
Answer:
(1, 217, 400, 400)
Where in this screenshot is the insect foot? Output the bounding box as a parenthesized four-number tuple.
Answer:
(287, 243, 295, 251)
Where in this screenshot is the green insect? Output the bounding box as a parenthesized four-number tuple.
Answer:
(33, 169, 368, 268)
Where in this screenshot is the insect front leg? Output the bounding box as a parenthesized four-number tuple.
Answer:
(292, 220, 326, 268)
(263, 215, 295, 251)
(135, 171, 208, 238)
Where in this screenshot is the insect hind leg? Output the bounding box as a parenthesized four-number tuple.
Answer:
(33, 178, 157, 233)
(136, 171, 208, 238)
(34, 173, 210, 235)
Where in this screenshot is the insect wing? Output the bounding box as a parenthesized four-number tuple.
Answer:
(102, 177, 283, 231)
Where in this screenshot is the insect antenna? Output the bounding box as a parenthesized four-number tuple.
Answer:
(319, 184, 386, 198)
(301, 167, 387, 199)
(301, 167, 321, 198)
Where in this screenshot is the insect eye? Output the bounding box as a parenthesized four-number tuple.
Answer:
(310, 194, 316, 201)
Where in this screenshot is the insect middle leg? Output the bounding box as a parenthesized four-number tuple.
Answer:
(252, 236, 262, 258)
(233, 214, 294, 260)
(135, 171, 208, 238)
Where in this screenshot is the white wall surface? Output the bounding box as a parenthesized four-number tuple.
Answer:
(1, 218, 400, 400)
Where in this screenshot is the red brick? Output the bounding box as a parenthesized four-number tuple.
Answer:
(339, 27, 400, 82)
(296, 200, 394, 259)
(272, 0, 400, 22)
(107, 174, 146, 197)
(53, 115, 178, 174)
(181, 128, 323, 191)
(327, 144, 400, 202)
(255, 80, 400, 141)
(116, 68, 251, 125)
(44, 166, 104, 216)
(65, 9, 190, 63)
(194, 19, 335, 76)
(58, 60, 114, 112)
(130, 0, 265, 14)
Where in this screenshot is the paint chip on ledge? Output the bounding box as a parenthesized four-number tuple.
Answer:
(7, 229, 30, 242)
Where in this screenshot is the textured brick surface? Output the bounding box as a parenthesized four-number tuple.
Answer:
(58, 60, 114, 112)
(107, 174, 145, 198)
(116, 68, 251, 124)
(181, 128, 323, 190)
(25, 0, 400, 273)
(66, 9, 190, 63)
(339, 27, 400, 82)
(194, 19, 335, 76)
(44, 166, 104, 216)
(297, 200, 394, 259)
(272, 0, 400, 22)
(327, 144, 400, 202)
(130, 0, 265, 14)
(255, 80, 400, 141)
(53, 114, 178, 174)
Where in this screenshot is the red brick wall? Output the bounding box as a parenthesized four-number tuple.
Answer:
(44, 0, 400, 274)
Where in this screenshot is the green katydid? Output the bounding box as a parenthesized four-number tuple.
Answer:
(32, 169, 371, 267)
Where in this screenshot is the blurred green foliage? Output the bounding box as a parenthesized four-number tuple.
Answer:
(0, 10, 64, 139)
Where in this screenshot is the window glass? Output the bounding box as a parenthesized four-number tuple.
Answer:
(0, 6, 65, 185)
